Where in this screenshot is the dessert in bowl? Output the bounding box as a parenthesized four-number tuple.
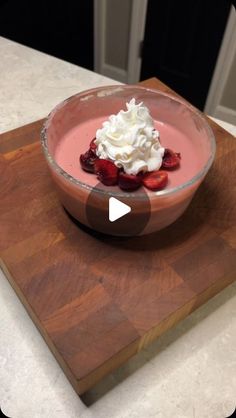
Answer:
(41, 85, 216, 236)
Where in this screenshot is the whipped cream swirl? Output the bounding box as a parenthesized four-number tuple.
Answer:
(95, 98, 165, 175)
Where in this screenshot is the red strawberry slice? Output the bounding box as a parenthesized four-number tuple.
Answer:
(118, 172, 142, 191)
(90, 137, 97, 151)
(94, 159, 118, 185)
(142, 170, 168, 191)
(162, 148, 181, 169)
(80, 149, 98, 173)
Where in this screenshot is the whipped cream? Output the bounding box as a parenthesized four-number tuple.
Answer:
(95, 98, 165, 175)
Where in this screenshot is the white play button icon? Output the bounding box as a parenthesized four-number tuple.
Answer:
(109, 197, 131, 222)
(86, 182, 150, 234)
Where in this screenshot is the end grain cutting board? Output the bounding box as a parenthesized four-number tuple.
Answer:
(0, 78, 236, 394)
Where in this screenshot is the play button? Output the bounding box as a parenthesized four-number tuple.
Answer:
(85, 181, 151, 236)
(109, 197, 131, 222)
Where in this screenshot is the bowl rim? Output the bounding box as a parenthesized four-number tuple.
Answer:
(41, 84, 216, 198)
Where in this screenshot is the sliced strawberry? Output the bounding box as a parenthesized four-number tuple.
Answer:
(80, 149, 98, 173)
(142, 170, 168, 191)
(118, 172, 142, 191)
(162, 148, 181, 169)
(94, 159, 118, 185)
(90, 137, 97, 151)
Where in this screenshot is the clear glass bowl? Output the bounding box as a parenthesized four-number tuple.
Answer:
(41, 85, 216, 235)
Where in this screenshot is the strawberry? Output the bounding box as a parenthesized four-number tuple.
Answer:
(162, 148, 181, 169)
(90, 137, 97, 151)
(142, 170, 168, 191)
(94, 159, 118, 185)
(118, 172, 142, 191)
(80, 149, 98, 173)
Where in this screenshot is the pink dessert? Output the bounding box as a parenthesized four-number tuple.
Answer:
(41, 85, 215, 235)
(55, 117, 184, 190)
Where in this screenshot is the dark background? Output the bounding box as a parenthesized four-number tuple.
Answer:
(0, 0, 94, 70)
(0, 0, 235, 110)
(141, 0, 232, 109)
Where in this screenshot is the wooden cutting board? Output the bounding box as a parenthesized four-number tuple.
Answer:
(1, 78, 236, 395)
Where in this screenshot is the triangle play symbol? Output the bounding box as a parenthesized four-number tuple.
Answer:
(109, 197, 131, 222)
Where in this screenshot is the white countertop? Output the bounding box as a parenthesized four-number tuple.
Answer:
(0, 37, 236, 418)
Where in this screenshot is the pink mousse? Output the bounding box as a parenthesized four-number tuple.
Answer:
(43, 86, 215, 235)
(54, 116, 202, 192)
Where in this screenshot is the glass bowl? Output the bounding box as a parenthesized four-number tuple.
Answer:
(41, 85, 216, 236)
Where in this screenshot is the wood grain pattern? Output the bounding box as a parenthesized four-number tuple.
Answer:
(0, 78, 236, 394)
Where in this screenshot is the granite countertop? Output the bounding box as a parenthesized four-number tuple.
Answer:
(0, 37, 236, 418)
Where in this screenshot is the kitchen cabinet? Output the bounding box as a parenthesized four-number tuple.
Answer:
(141, 0, 231, 110)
